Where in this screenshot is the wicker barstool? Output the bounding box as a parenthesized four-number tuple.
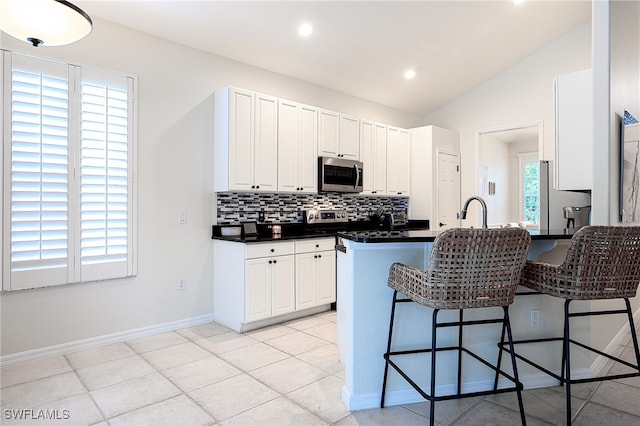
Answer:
(380, 228, 531, 426)
(500, 225, 640, 425)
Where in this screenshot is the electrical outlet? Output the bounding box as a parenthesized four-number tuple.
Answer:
(178, 210, 186, 224)
(530, 309, 541, 328)
(177, 278, 186, 290)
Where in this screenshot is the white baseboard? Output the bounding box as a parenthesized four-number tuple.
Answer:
(0, 313, 215, 366)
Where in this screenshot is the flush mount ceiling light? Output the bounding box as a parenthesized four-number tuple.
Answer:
(0, 0, 93, 47)
(404, 69, 416, 80)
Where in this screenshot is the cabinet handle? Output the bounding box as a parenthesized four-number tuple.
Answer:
(270, 248, 275, 252)
(318, 254, 322, 258)
(256, 185, 260, 189)
(314, 255, 317, 259)
(268, 260, 272, 264)
(273, 259, 277, 264)
(251, 185, 255, 189)
(315, 244, 319, 248)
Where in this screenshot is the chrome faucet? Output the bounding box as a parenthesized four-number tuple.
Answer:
(460, 196, 488, 229)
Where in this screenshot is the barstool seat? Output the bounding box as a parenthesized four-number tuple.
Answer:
(381, 227, 531, 426)
(500, 225, 640, 425)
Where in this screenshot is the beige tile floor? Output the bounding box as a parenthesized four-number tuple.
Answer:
(1, 310, 639, 425)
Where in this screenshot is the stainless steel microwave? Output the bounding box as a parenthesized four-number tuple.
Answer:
(318, 156, 363, 193)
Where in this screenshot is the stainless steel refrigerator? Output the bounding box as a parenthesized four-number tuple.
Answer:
(540, 160, 591, 230)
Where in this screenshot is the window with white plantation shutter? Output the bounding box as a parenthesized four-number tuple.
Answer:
(78, 69, 133, 282)
(2, 51, 136, 291)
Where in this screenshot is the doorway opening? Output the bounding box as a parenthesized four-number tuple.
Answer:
(475, 122, 543, 228)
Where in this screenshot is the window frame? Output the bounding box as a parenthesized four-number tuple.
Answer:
(2, 50, 138, 291)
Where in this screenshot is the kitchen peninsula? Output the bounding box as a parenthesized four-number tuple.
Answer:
(335, 228, 575, 411)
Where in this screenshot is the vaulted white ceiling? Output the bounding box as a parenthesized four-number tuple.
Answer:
(75, 0, 591, 116)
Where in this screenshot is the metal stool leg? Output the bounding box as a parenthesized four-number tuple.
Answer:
(494, 319, 507, 390)
(563, 300, 572, 426)
(457, 309, 463, 395)
(429, 308, 439, 426)
(381, 290, 399, 408)
(504, 306, 527, 426)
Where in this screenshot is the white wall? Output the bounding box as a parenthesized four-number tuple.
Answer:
(0, 18, 422, 356)
(424, 21, 591, 228)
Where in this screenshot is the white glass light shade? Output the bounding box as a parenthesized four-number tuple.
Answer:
(0, 0, 92, 47)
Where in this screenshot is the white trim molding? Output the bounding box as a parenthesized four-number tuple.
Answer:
(0, 313, 215, 366)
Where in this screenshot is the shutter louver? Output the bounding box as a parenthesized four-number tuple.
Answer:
(10, 68, 69, 273)
(80, 80, 129, 266)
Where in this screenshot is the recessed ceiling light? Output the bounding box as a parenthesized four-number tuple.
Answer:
(404, 69, 416, 80)
(298, 22, 313, 37)
(513, 0, 525, 5)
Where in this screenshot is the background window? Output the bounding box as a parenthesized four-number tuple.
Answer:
(519, 153, 540, 226)
(2, 51, 137, 290)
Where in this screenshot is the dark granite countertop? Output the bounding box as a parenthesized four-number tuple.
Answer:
(336, 228, 579, 243)
(211, 220, 430, 243)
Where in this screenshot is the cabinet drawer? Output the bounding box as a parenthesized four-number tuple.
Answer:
(295, 238, 335, 254)
(245, 241, 295, 259)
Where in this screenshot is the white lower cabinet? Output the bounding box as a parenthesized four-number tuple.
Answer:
(295, 238, 336, 311)
(245, 254, 295, 322)
(213, 238, 335, 332)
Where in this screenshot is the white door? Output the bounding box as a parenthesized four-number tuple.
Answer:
(436, 150, 460, 230)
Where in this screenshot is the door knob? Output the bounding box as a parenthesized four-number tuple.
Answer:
(439, 222, 447, 227)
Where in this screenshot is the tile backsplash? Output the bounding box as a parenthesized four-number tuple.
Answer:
(216, 192, 408, 224)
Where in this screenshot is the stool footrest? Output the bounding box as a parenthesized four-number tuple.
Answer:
(498, 337, 640, 385)
(384, 351, 523, 403)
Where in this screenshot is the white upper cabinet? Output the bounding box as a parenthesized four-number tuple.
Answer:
(554, 69, 592, 191)
(318, 108, 360, 160)
(387, 126, 410, 196)
(360, 120, 387, 195)
(214, 87, 278, 192)
(278, 99, 318, 193)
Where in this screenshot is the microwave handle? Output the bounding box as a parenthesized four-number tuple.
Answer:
(354, 164, 360, 190)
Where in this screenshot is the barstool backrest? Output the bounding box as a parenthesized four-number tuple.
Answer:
(425, 227, 531, 309)
(555, 226, 640, 299)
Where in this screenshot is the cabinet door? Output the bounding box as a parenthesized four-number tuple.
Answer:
(360, 120, 375, 194)
(254, 93, 278, 192)
(271, 255, 295, 317)
(245, 259, 270, 322)
(277, 99, 299, 192)
(318, 109, 340, 158)
(398, 129, 411, 195)
(316, 251, 336, 305)
(228, 88, 255, 191)
(298, 104, 318, 192)
(554, 69, 592, 190)
(386, 126, 401, 194)
(373, 123, 388, 195)
(295, 252, 316, 311)
(340, 114, 360, 160)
